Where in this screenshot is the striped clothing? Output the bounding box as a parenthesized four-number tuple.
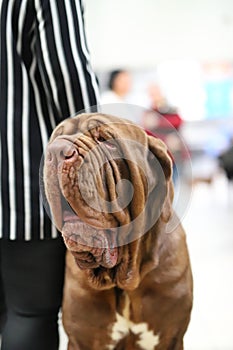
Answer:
(0, 0, 99, 240)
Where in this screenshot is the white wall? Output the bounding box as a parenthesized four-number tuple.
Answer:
(84, 0, 233, 70)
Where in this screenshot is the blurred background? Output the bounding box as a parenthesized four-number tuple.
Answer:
(60, 1, 233, 349)
(85, 0, 233, 179)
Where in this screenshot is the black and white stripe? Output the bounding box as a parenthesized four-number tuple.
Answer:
(0, 0, 99, 240)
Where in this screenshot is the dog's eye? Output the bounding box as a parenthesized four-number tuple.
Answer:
(97, 136, 105, 143)
(96, 136, 117, 150)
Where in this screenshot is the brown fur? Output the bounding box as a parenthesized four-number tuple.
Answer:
(44, 113, 193, 350)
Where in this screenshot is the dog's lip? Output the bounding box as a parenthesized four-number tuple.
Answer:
(71, 247, 119, 270)
(62, 216, 119, 269)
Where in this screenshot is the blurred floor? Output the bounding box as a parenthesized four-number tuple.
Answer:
(58, 173, 233, 350)
(183, 173, 233, 350)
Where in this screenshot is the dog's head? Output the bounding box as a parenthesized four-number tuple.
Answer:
(43, 113, 173, 290)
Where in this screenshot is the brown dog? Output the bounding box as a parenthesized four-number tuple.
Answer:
(44, 113, 193, 350)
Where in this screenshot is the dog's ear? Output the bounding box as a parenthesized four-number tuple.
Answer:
(147, 135, 172, 180)
(147, 135, 174, 223)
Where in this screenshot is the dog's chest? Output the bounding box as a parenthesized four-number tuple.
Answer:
(107, 291, 159, 350)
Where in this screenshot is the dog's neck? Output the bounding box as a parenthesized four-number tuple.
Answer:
(108, 218, 167, 292)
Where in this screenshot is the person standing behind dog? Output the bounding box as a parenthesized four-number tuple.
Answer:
(0, 1, 99, 349)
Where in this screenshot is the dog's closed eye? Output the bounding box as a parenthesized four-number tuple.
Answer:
(96, 136, 117, 150)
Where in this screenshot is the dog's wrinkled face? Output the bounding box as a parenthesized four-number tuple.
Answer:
(43, 113, 173, 289)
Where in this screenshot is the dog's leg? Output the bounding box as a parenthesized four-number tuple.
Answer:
(167, 335, 184, 350)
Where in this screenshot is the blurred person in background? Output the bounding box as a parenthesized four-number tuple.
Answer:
(142, 84, 185, 184)
(101, 69, 132, 104)
(0, 1, 99, 349)
(100, 69, 141, 124)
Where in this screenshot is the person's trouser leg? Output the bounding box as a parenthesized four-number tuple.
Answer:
(0, 265, 6, 333)
(0, 237, 66, 350)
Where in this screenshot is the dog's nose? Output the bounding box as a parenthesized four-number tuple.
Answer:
(47, 139, 78, 162)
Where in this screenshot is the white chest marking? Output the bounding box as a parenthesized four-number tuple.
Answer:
(107, 294, 159, 350)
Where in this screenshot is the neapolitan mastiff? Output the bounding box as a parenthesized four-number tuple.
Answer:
(43, 113, 193, 350)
